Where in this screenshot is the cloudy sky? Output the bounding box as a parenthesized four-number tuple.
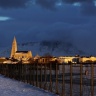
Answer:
(0, 0, 96, 55)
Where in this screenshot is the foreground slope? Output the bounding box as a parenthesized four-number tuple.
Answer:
(0, 75, 57, 96)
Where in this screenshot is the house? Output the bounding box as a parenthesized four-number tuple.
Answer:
(57, 56, 79, 64)
(38, 55, 57, 64)
(79, 56, 91, 63)
(0, 57, 7, 64)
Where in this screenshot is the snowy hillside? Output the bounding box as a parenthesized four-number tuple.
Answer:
(0, 40, 86, 57)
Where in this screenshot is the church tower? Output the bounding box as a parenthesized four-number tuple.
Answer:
(10, 37, 17, 58)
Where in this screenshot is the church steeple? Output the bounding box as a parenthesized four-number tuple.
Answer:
(10, 36, 17, 58)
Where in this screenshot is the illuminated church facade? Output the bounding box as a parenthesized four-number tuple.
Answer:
(10, 37, 32, 61)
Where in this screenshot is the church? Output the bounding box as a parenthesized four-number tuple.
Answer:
(10, 37, 32, 61)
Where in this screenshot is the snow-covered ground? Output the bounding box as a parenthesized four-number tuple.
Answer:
(0, 75, 57, 96)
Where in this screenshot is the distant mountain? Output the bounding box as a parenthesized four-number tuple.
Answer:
(0, 40, 86, 57)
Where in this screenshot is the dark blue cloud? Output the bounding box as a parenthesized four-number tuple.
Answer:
(62, 0, 92, 3)
(36, 0, 58, 10)
(0, 0, 30, 8)
(0, 0, 95, 16)
(35, 0, 96, 15)
(81, 2, 96, 15)
(0, 2, 96, 55)
(62, 0, 96, 16)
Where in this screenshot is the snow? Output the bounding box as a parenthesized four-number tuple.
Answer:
(0, 75, 57, 96)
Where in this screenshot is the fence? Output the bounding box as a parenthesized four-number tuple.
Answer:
(0, 63, 95, 96)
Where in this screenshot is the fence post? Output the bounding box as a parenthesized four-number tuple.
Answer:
(19, 64, 21, 81)
(44, 64, 47, 90)
(26, 64, 28, 83)
(33, 63, 36, 86)
(21, 64, 24, 82)
(32, 63, 34, 86)
(4, 64, 5, 76)
(91, 63, 94, 96)
(56, 63, 59, 94)
(62, 63, 65, 96)
(20, 64, 22, 81)
(10, 64, 12, 78)
(24, 64, 26, 82)
(15, 64, 17, 80)
(17, 64, 19, 80)
(29, 64, 32, 84)
(70, 63, 72, 96)
(40, 63, 42, 88)
(0, 64, 1, 74)
(2, 64, 4, 75)
(80, 64, 83, 96)
(50, 63, 52, 92)
(4, 64, 6, 76)
(36, 63, 38, 87)
(2, 64, 3, 75)
(1, 64, 4, 74)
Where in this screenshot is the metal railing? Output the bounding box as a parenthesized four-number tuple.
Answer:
(0, 63, 95, 96)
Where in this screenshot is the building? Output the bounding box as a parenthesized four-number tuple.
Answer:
(34, 54, 40, 60)
(0, 57, 7, 64)
(79, 56, 96, 63)
(10, 37, 32, 61)
(38, 56, 57, 64)
(89, 56, 96, 62)
(57, 56, 79, 64)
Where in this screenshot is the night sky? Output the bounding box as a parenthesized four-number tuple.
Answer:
(0, 0, 96, 55)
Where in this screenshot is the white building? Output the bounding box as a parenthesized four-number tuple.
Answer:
(57, 56, 79, 64)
